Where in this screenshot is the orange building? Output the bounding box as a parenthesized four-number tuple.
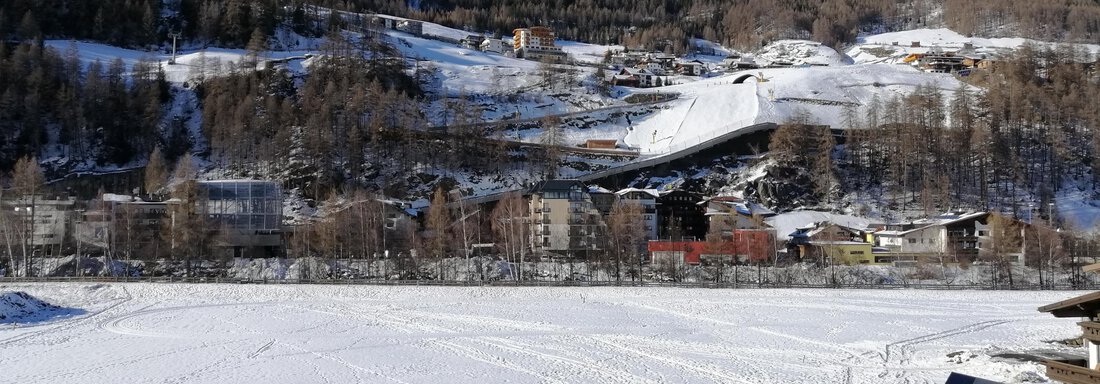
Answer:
(648, 229, 775, 266)
(513, 26, 566, 61)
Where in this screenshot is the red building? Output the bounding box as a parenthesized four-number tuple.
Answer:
(648, 229, 775, 265)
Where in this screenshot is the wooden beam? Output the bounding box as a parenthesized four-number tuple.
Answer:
(1083, 263, 1100, 274)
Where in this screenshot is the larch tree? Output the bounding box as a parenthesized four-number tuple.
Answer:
(490, 192, 528, 280)
(425, 187, 452, 280)
(607, 200, 645, 282)
(144, 147, 168, 198)
(13, 156, 45, 277)
(539, 115, 564, 179)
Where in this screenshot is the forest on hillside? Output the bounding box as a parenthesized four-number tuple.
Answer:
(3, 1, 1100, 52)
(320, 0, 1100, 52)
(0, 0, 1099, 211)
(762, 43, 1100, 226)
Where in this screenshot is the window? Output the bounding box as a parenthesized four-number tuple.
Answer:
(850, 251, 865, 255)
(908, 239, 917, 244)
(978, 230, 989, 236)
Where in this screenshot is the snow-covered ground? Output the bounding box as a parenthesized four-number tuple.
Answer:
(623, 63, 965, 155)
(0, 283, 1081, 383)
(43, 40, 315, 84)
(848, 28, 1100, 65)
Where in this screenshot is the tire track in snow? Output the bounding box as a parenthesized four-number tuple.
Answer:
(841, 319, 1015, 383)
(278, 341, 408, 384)
(286, 303, 562, 382)
(472, 336, 661, 384)
(623, 301, 875, 364)
(590, 335, 756, 384)
(11, 338, 250, 382)
(97, 301, 279, 338)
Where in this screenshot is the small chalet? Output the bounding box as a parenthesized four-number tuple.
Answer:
(1038, 265, 1100, 383)
(787, 221, 878, 264)
(647, 52, 677, 68)
(701, 196, 775, 235)
(636, 60, 667, 76)
(675, 60, 707, 76)
(480, 38, 508, 55)
(461, 35, 485, 50)
(612, 68, 658, 88)
(722, 56, 759, 71)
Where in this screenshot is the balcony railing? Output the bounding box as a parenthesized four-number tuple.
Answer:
(1043, 360, 1100, 384)
(1081, 321, 1100, 343)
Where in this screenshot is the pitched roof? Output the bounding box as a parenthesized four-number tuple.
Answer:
(615, 188, 659, 198)
(529, 179, 585, 194)
(889, 212, 989, 236)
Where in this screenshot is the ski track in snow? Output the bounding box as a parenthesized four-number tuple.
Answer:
(0, 283, 1081, 383)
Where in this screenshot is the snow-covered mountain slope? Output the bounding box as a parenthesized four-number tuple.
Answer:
(43, 40, 316, 84)
(753, 40, 853, 66)
(848, 28, 1100, 64)
(619, 64, 964, 155)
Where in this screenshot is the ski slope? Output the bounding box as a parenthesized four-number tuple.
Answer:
(623, 63, 965, 155)
(0, 283, 1078, 384)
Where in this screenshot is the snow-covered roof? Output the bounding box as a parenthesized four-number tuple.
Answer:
(810, 241, 870, 246)
(615, 188, 659, 198)
(882, 212, 989, 236)
(588, 185, 614, 194)
(102, 193, 138, 202)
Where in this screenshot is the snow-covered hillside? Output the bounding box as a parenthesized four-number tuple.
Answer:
(754, 40, 853, 66)
(620, 64, 964, 155)
(848, 28, 1100, 64)
(0, 283, 1080, 384)
(43, 40, 316, 84)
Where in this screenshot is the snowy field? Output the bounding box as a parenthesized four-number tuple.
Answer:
(0, 283, 1081, 383)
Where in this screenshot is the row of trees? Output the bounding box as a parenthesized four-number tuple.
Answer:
(0, 41, 167, 170)
(0, 0, 327, 48)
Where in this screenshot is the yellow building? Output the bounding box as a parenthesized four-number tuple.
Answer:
(802, 241, 880, 265)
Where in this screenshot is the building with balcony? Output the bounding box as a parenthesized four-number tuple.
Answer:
(512, 26, 567, 62)
(656, 189, 707, 241)
(526, 179, 604, 256)
(615, 188, 659, 241)
(0, 196, 76, 257)
(480, 38, 509, 55)
(872, 212, 1021, 265)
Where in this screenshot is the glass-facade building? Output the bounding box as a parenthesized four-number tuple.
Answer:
(198, 180, 282, 232)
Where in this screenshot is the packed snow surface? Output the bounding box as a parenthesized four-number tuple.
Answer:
(0, 283, 1079, 383)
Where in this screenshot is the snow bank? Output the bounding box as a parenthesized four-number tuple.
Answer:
(0, 291, 82, 324)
